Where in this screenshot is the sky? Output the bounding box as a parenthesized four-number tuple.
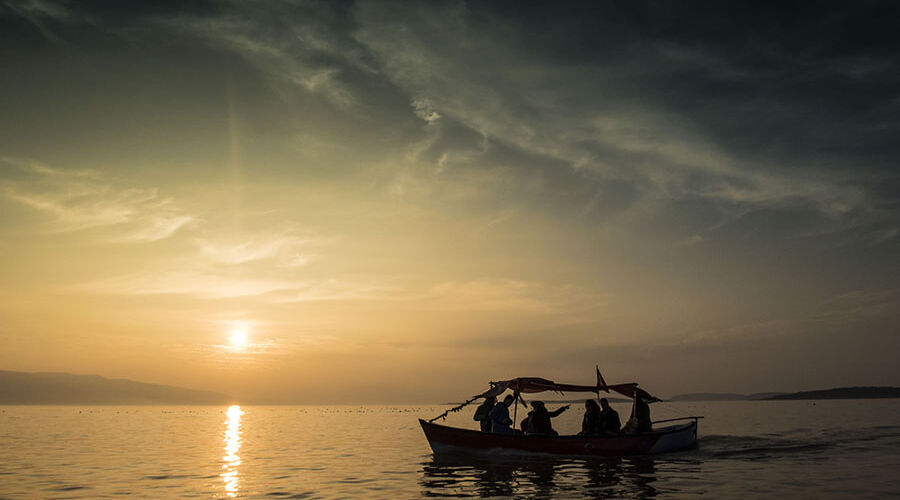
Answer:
(0, 0, 898, 403)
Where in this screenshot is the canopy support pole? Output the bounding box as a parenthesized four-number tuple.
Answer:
(512, 380, 520, 430)
(513, 394, 518, 428)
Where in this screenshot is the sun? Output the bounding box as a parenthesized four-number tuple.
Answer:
(228, 329, 248, 349)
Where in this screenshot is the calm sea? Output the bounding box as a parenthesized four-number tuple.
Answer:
(1, 400, 899, 498)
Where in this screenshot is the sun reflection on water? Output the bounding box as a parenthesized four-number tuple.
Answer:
(222, 405, 243, 497)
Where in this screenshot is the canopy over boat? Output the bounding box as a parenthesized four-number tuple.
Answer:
(485, 372, 659, 402)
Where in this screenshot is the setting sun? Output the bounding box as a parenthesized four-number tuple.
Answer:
(228, 330, 248, 350)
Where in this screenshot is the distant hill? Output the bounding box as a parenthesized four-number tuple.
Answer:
(747, 392, 789, 400)
(766, 387, 900, 400)
(669, 393, 748, 401)
(669, 392, 788, 401)
(0, 370, 231, 405)
(670, 387, 900, 401)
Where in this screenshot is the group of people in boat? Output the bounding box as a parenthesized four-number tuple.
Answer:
(473, 393, 652, 436)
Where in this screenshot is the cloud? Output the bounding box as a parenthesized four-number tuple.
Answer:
(5, 1, 897, 248)
(818, 288, 900, 322)
(155, 3, 369, 110)
(70, 263, 607, 321)
(195, 226, 329, 268)
(412, 96, 441, 125)
(72, 270, 297, 299)
(1, 0, 76, 43)
(421, 279, 608, 316)
(350, 2, 899, 243)
(274, 279, 399, 303)
(0, 158, 197, 242)
(73, 270, 397, 304)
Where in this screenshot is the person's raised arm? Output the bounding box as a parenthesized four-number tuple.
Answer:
(549, 404, 570, 417)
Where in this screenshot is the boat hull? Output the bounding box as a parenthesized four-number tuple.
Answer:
(419, 419, 697, 457)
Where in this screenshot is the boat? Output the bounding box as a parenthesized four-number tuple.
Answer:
(420, 418, 698, 457)
(420, 368, 701, 457)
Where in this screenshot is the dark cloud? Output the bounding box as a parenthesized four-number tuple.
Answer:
(2, 0, 897, 238)
(495, 0, 900, 180)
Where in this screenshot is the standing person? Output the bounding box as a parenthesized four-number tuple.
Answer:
(524, 401, 569, 435)
(598, 398, 621, 435)
(473, 396, 496, 432)
(489, 395, 515, 434)
(580, 399, 601, 435)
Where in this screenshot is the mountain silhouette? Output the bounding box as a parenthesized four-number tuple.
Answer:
(0, 370, 231, 404)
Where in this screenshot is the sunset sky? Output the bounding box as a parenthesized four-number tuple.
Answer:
(1, 1, 898, 403)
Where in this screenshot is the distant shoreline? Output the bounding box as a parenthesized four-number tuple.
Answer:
(669, 386, 900, 402)
(3, 370, 899, 405)
(0, 370, 230, 405)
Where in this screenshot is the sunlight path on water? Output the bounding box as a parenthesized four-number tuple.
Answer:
(222, 405, 243, 497)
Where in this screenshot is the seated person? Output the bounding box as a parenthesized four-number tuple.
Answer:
(473, 396, 496, 432)
(579, 399, 601, 435)
(623, 395, 652, 434)
(597, 398, 621, 435)
(635, 395, 652, 432)
(524, 401, 569, 435)
(489, 394, 516, 433)
(520, 410, 533, 433)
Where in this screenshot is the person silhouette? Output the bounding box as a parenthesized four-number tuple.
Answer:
(598, 398, 621, 435)
(473, 396, 496, 432)
(489, 395, 515, 434)
(580, 399, 601, 435)
(524, 401, 569, 435)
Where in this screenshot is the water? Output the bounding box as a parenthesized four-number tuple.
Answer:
(1, 400, 899, 498)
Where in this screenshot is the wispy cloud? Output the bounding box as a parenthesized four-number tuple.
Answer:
(673, 287, 900, 347)
(73, 270, 396, 304)
(72, 270, 297, 299)
(1, 0, 75, 44)
(195, 226, 330, 268)
(351, 2, 895, 242)
(418, 279, 609, 319)
(818, 288, 900, 321)
(159, 9, 362, 109)
(0, 158, 197, 242)
(274, 279, 399, 303)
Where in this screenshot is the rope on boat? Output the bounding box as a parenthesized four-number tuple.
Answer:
(428, 392, 486, 423)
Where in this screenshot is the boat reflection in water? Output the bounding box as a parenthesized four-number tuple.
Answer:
(222, 405, 243, 498)
(420, 453, 663, 498)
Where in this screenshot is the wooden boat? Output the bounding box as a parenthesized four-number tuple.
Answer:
(420, 368, 701, 457)
(420, 417, 698, 457)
